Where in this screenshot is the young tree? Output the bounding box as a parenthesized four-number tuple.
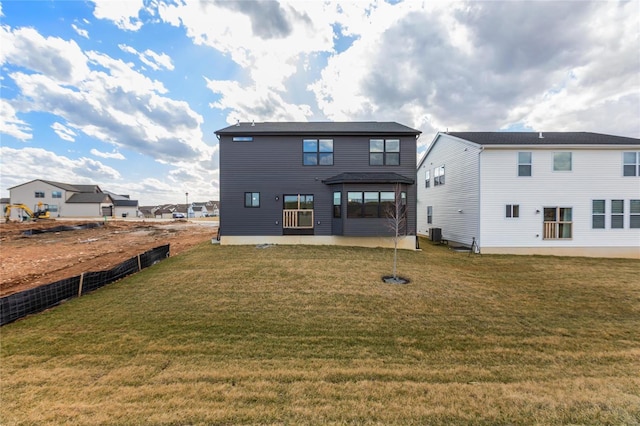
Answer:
(384, 183, 407, 283)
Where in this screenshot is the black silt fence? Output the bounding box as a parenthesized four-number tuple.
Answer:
(0, 244, 170, 326)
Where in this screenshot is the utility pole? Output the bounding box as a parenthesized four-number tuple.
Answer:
(185, 192, 189, 218)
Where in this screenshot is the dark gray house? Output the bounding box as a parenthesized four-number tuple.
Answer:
(216, 122, 421, 249)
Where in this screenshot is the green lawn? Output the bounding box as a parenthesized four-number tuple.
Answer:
(1, 240, 639, 425)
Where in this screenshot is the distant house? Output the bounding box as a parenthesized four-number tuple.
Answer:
(6, 180, 139, 220)
(215, 121, 421, 249)
(104, 192, 139, 218)
(192, 202, 209, 217)
(416, 132, 640, 258)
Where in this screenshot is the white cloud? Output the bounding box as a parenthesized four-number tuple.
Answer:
(118, 44, 174, 71)
(3, 25, 212, 165)
(0, 25, 90, 84)
(0, 146, 121, 191)
(308, 1, 640, 145)
(90, 148, 125, 160)
(0, 98, 32, 141)
(206, 79, 312, 123)
(156, 0, 335, 122)
(51, 122, 77, 142)
(71, 23, 89, 39)
(92, 0, 144, 31)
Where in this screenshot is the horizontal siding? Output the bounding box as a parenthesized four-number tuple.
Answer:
(220, 134, 417, 237)
(480, 148, 640, 248)
(416, 135, 481, 245)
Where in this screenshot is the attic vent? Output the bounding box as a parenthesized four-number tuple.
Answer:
(236, 120, 240, 126)
(251, 120, 255, 126)
(538, 132, 544, 139)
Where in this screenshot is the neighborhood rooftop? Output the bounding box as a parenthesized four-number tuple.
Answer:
(216, 121, 422, 136)
(446, 132, 640, 146)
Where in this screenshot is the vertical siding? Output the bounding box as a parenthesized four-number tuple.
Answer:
(416, 135, 481, 245)
(480, 148, 640, 249)
(220, 134, 417, 237)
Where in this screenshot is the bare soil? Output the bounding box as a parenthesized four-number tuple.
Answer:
(0, 219, 217, 297)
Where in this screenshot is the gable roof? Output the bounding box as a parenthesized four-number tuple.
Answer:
(8, 179, 102, 192)
(323, 172, 415, 185)
(66, 193, 113, 203)
(216, 121, 421, 136)
(447, 132, 639, 146)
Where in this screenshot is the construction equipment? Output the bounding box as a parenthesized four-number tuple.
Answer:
(4, 202, 51, 222)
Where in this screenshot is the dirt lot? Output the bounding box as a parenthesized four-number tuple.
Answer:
(0, 219, 218, 297)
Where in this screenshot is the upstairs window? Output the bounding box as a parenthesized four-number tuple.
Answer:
(623, 152, 639, 176)
(244, 192, 260, 208)
(518, 152, 532, 176)
(370, 139, 400, 166)
(425, 170, 430, 188)
(553, 152, 572, 171)
(611, 200, 624, 229)
(592, 200, 605, 229)
(233, 136, 253, 142)
(52, 191, 62, 198)
(35, 191, 45, 198)
(303, 139, 333, 166)
(506, 204, 519, 218)
(434, 165, 445, 186)
(630, 200, 640, 228)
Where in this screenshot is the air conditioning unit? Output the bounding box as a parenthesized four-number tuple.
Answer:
(429, 227, 442, 243)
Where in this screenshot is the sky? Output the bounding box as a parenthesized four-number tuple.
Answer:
(1, 0, 639, 206)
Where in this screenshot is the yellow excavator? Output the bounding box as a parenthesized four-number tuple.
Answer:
(4, 202, 51, 223)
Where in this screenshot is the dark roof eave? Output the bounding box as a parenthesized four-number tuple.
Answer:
(322, 172, 415, 185)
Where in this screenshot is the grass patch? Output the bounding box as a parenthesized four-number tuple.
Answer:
(1, 239, 639, 424)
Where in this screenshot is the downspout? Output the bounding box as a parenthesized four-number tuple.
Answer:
(476, 146, 483, 251)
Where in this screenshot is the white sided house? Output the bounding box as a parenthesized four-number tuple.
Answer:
(7, 180, 139, 219)
(417, 132, 640, 259)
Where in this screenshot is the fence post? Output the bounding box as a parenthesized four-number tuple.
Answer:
(137, 254, 142, 271)
(78, 272, 84, 297)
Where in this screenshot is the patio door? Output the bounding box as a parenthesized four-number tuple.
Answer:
(283, 194, 314, 232)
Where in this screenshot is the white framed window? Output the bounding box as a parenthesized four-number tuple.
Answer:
(425, 170, 430, 188)
(543, 207, 572, 239)
(518, 152, 532, 176)
(506, 204, 519, 218)
(52, 191, 62, 198)
(427, 206, 432, 224)
(553, 152, 572, 171)
(611, 200, 624, 229)
(623, 152, 639, 176)
(630, 200, 640, 228)
(434, 165, 445, 186)
(35, 191, 45, 198)
(592, 200, 605, 229)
